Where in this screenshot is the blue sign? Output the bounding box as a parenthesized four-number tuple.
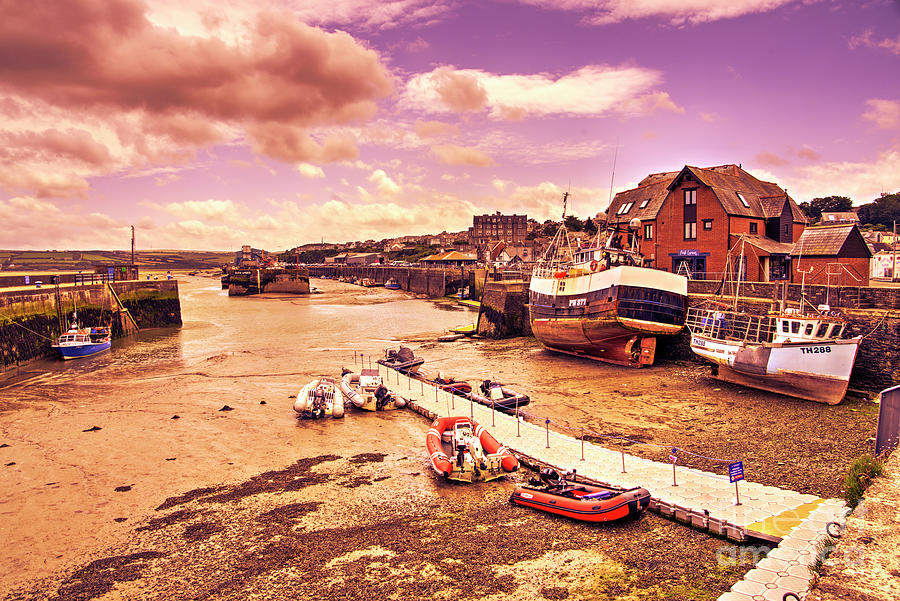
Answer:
(24, 276, 29, 284)
(677, 249, 700, 257)
(729, 461, 744, 483)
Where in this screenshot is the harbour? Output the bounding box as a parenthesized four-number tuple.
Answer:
(0, 274, 882, 600)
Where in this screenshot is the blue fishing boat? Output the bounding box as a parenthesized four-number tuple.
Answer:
(385, 278, 400, 290)
(52, 312, 111, 360)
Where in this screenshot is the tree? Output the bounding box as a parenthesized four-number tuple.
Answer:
(857, 192, 900, 228)
(583, 218, 598, 236)
(541, 220, 558, 236)
(802, 196, 853, 221)
(564, 215, 584, 231)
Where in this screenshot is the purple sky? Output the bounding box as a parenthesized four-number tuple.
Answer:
(1, 0, 899, 250)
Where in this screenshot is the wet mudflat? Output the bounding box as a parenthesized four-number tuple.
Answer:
(5, 425, 748, 601)
(0, 275, 878, 599)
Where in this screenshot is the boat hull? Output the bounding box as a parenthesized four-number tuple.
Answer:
(690, 335, 861, 404)
(528, 265, 686, 367)
(55, 341, 111, 360)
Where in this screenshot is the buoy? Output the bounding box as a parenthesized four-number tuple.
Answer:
(590, 260, 598, 272)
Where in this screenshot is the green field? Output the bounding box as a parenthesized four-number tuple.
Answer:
(0, 250, 234, 271)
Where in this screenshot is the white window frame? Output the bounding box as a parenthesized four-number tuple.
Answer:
(737, 192, 750, 208)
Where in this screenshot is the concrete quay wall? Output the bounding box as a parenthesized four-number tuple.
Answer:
(0, 280, 182, 370)
(308, 264, 478, 298)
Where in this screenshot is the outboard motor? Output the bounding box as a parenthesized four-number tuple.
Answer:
(539, 468, 563, 487)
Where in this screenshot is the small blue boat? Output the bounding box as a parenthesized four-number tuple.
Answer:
(52, 312, 112, 360)
(385, 278, 400, 290)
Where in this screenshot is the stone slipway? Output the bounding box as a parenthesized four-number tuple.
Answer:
(372, 363, 849, 601)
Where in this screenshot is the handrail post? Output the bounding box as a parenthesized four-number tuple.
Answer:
(545, 419, 550, 448)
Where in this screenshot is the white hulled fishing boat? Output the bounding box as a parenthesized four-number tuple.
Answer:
(528, 193, 688, 367)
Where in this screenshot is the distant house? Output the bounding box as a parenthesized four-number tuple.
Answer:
(235, 245, 267, 267)
(792, 224, 871, 286)
(871, 251, 899, 280)
(820, 212, 859, 225)
(346, 253, 380, 265)
(421, 251, 477, 267)
(325, 253, 347, 264)
(606, 164, 807, 281)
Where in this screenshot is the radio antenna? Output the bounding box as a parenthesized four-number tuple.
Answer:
(607, 137, 619, 210)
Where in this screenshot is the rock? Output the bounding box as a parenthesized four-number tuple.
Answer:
(166, 457, 177, 461)
(5, 462, 15, 466)
(114, 517, 128, 523)
(82, 426, 102, 432)
(115, 485, 133, 492)
(219, 405, 234, 412)
(260, 400, 267, 405)
(0, 443, 9, 448)
(171, 415, 180, 420)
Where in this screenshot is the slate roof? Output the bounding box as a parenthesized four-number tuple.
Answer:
(791, 225, 872, 257)
(608, 164, 808, 224)
(422, 251, 477, 262)
(821, 212, 859, 224)
(730, 234, 794, 256)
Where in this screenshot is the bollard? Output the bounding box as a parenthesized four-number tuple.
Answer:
(670, 448, 678, 487)
(545, 419, 550, 448)
(580, 427, 584, 461)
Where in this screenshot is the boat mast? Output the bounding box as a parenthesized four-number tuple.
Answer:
(734, 237, 745, 312)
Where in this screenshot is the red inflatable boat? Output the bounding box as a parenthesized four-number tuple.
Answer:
(426, 416, 518, 482)
(510, 469, 651, 523)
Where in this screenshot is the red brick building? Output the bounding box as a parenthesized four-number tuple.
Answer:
(607, 164, 808, 281)
(792, 224, 872, 286)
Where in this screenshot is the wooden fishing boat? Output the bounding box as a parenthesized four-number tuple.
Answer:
(686, 304, 860, 404)
(293, 377, 345, 419)
(510, 469, 651, 523)
(467, 379, 530, 413)
(529, 193, 687, 367)
(426, 416, 518, 482)
(385, 278, 401, 290)
(339, 369, 407, 411)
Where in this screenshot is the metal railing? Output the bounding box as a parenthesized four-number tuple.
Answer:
(685, 306, 775, 344)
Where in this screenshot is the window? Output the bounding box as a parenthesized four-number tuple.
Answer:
(684, 221, 697, 240)
(791, 321, 801, 334)
(644, 224, 653, 239)
(639, 198, 650, 209)
(784, 223, 791, 236)
(805, 323, 814, 336)
(617, 201, 634, 215)
(703, 219, 713, 230)
(816, 323, 829, 337)
(737, 192, 750, 208)
(684, 189, 697, 205)
(749, 222, 758, 234)
(782, 321, 790, 333)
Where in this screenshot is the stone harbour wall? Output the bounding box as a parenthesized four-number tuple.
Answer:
(0, 280, 181, 371)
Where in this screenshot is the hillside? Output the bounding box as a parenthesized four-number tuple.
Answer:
(0, 250, 234, 271)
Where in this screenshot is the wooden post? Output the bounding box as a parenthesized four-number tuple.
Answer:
(580, 428, 585, 460)
(621, 448, 626, 473)
(516, 403, 520, 437)
(735, 481, 741, 506)
(545, 419, 550, 448)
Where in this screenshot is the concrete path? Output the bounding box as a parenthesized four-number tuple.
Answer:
(373, 363, 849, 601)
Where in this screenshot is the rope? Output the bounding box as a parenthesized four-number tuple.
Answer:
(859, 310, 895, 340)
(10, 321, 56, 342)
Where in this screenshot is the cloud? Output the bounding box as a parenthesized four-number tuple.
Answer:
(297, 163, 326, 178)
(431, 144, 495, 166)
(414, 120, 459, 138)
(797, 146, 820, 161)
(862, 99, 900, 129)
(368, 169, 401, 196)
(849, 30, 900, 55)
(158, 199, 243, 223)
(0, 0, 393, 196)
(514, 0, 799, 26)
(404, 65, 679, 118)
(781, 149, 900, 203)
(754, 151, 790, 167)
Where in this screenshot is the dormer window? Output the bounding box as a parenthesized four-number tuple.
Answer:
(737, 192, 750, 208)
